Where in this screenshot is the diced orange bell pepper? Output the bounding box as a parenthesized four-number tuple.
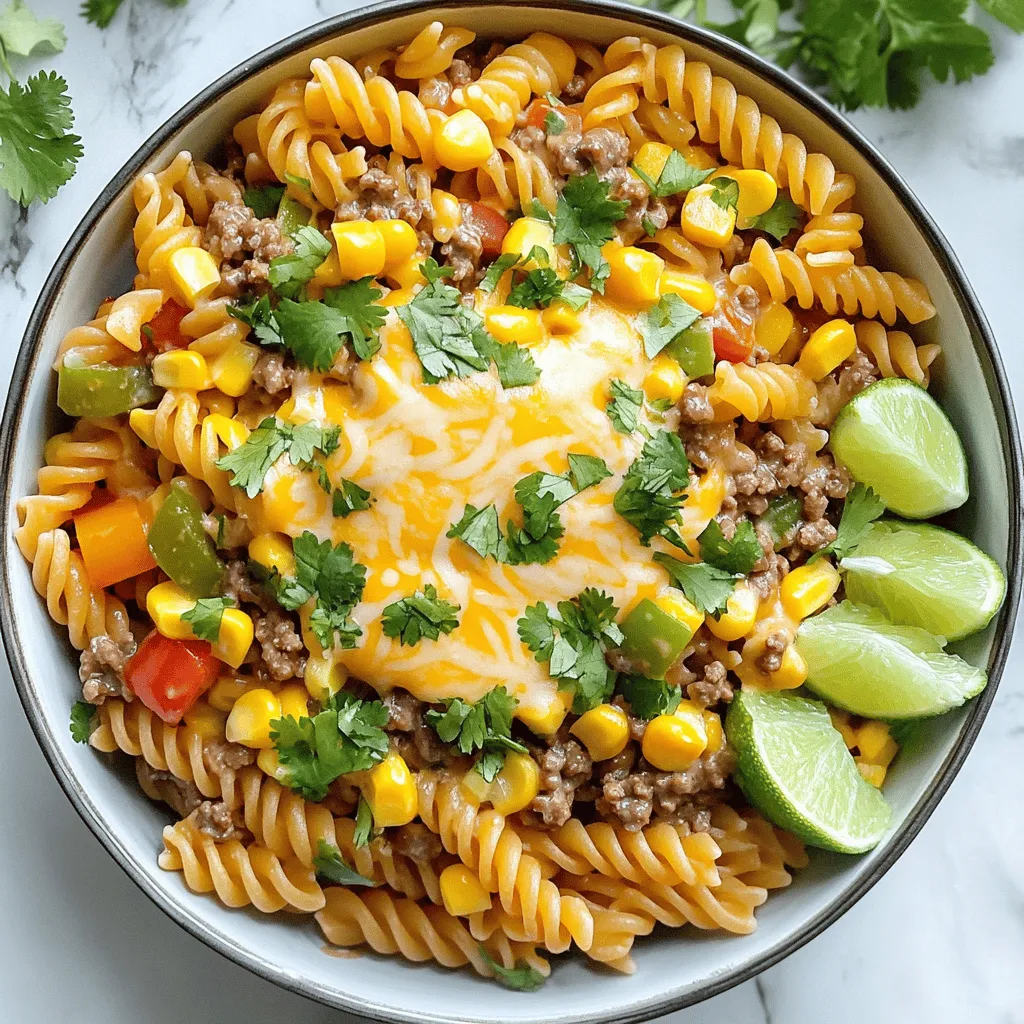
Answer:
(75, 495, 157, 588)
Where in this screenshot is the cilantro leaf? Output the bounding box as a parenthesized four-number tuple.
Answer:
(631, 149, 714, 198)
(708, 175, 740, 212)
(745, 192, 803, 241)
(447, 503, 502, 560)
(289, 421, 340, 464)
(544, 108, 566, 135)
(70, 700, 95, 744)
(698, 519, 764, 575)
(228, 294, 284, 347)
(479, 253, 521, 293)
(614, 431, 691, 549)
(332, 478, 372, 518)
(313, 839, 376, 886)
(484, 338, 541, 388)
(607, 379, 644, 434)
(382, 584, 460, 646)
(478, 946, 547, 992)
(353, 794, 375, 847)
(80, 0, 124, 29)
(619, 674, 682, 720)
(654, 552, 739, 617)
(243, 183, 285, 219)
(323, 277, 386, 361)
(425, 686, 525, 779)
(274, 298, 352, 372)
(517, 602, 556, 660)
(0, 70, 81, 205)
(640, 294, 701, 359)
(553, 170, 629, 292)
(810, 482, 884, 563)
(1, 2, 65, 57)
(267, 225, 331, 299)
(979, 0, 1024, 31)
(567, 453, 612, 491)
(181, 596, 235, 643)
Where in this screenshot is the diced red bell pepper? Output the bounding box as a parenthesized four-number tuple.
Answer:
(125, 630, 220, 724)
(468, 203, 510, 256)
(144, 300, 189, 352)
(711, 298, 756, 363)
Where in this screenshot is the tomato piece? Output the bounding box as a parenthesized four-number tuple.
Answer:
(469, 203, 510, 255)
(711, 297, 756, 363)
(144, 299, 189, 352)
(125, 631, 220, 724)
(525, 99, 553, 130)
(713, 326, 753, 363)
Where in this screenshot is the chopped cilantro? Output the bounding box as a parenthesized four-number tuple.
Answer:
(641, 215, 658, 238)
(447, 503, 503, 560)
(619, 674, 682, 720)
(381, 584, 460, 646)
(708, 175, 740, 212)
(353, 794, 375, 846)
(313, 839, 376, 886)
(323, 277, 387, 360)
(479, 253, 521, 293)
(478, 946, 547, 991)
(544, 108, 566, 135)
(698, 519, 764, 575)
(70, 700, 95, 744)
(654, 552, 739, 618)
(810, 482, 884, 563)
(332, 478, 372, 518)
(425, 686, 525, 782)
(640, 294, 701, 359)
(227, 293, 284, 348)
(267, 225, 331, 299)
(181, 596, 235, 643)
(243, 183, 285, 219)
(745, 192, 803, 241)
(613, 431, 691, 550)
(631, 149, 714, 198)
(481, 246, 592, 313)
(553, 170, 629, 292)
(606, 379, 644, 434)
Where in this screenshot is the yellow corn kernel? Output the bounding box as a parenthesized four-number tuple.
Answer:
(207, 675, 260, 712)
(632, 141, 673, 183)
(207, 339, 260, 398)
(248, 533, 296, 578)
(856, 721, 897, 764)
(653, 591, 706, 637)
(602, 243, 665, 306)
(828, 707, 858, 749)
(183, 702, 227, 741)
(377, 219, 419, 269)
(755, 302, 795, 357)
(168, 246, 221, 307)
(642, 711, 708, 771)
(435, 109, 495, 172)
(781, 560, 841, 621)
(277, 682, 310, 722)
(199, 390, 234, 417)
(152, 350, 213, 391)
(313, 247, 344, 287)
(501, 216, 556, 270)
(490, 751, 541, 815)
(517, 690, 572, 737)
(705, 583, 759, 641)
(681, 183, 736, 248)
(770, 644, 808, 689)
(213, 608, 254, 670)
(304, 650, 348, 702)
(460, 769, 491, 803)
(857, 761, 887, 788)
(541, 303, 580, 337)
(643, 354, 688, 404)
(257, 747, 291, 783)
(145, 581, 194, 640)
(715, 168, 778, 222)
(331, 221, 386, 279)
(204, 412, 249, 452)
(659, 268, 716, 314)
(225, 687, 282, 749)
(430, 190, 462, 243)
(364, 752, 418, 827)
(703, 710, 724, 754)
(569, 704, 629, 762)
(439, 863, 491, 916)
(129, 407, 158, 448)
(485, 306, 544, 345)
(798, 319, 857, 380)
(387, 255, 427, 290)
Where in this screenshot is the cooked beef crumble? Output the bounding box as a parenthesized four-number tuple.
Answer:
(384, 690, 458, 770)
(79, 635, 135, 705)
(194, 799, 248, 842)
(204, 196, 293, 296)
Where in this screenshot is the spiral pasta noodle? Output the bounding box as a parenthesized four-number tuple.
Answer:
(393, 22, 476, 80)
(707, 361, 817, 422)
(855, 319, 941, 386)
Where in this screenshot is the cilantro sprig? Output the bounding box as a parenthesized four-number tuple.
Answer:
(181, 596, 235, 642)
(810, 482, 884, 563)
(552, 170, 629, 292)
(242, 182, 285, 219)
(744, 193, 803, 241)
(613, 431, 691, 550)
(70, 700, 95, 743)
(631, 149, 714, 198)
(81, 0, 187, 28)
(382, 584, 460, 646)
(478, 946, 547, 991)
(654, 552, 740, 618)
(266, 225, 331, 299)
(518, 589, 624, 714)
(640, 294, 701, 360)
(425, 686, 526, 782)
(332, 478, 372, 518)
(607, 379, 645, 434)
(618, 674, 682, 720)
(480, 246, 592, 312)
(698, 519, 764, 575)
(313, 839, 377, 887)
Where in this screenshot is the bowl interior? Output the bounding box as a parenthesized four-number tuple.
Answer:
(2, 4, 1019, 1023)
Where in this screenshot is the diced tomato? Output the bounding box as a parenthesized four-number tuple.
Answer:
(144, 300, 189, 352)
(711, 297, 756, 363)
(125, 631, 220, 724)
(525, 99, 553, 130)
(469, 203, 510, 256)
(713, 326, 753, 363)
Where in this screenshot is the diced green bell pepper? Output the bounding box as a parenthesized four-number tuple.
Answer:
(278, 194, 313, 237)
(757, 494, 802, 551)
(620, 598, 695, 679)
(666, 318, 715, 378)
(57, 355, 161, 417)
(147, 484, 224, 598)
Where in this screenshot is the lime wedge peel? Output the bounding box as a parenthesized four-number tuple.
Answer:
(830, 378, 969, 519)
(726, 687, 891, 854)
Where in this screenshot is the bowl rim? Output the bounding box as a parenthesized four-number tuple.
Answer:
(2, 1, 1021, 1021)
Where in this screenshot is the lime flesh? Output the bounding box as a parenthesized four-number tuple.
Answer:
(841, 520, 1005, 642)
(796, 601, 987, 719)
(830, 379, 968, 519)
(726, 688, 891, 854)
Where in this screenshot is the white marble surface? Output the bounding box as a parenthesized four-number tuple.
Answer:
(1, 2, 1023, 1022)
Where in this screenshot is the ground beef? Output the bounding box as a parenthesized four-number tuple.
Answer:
(220, 559, 275, 612)
(252, 610, 306, 682)
(686, 660, 733, 708)
(578, 128, 630, 173)
(204, 198, 293, 296)
(194, 799, 248, 842)
(813, 349, 878, 427)
(202, 738, 256, 779)
(524, 737, 593, 828)
(563, 74, 588, 100)
(79, 635, 135, 705)
(384, 690, 455, 770)
(440, 202, 484, 285)
(418, 76, 453, 110)
(449, 58, 473, 88)
(678, 382, 714, 424)
(135, 759, 203, 818)
(202, 512, 251, 550)
(757, 631, 790, 674)
(335, 161, 432, 239)
(323, 777, 361, 818)
(251, 351, 295, 395)
(748, 551, 790, 600)
(387, 823, 443, 863)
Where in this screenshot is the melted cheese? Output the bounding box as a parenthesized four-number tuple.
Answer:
(249, 295, 725, 722)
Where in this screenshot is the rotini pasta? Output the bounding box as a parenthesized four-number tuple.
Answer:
(708, 361, 817, 422)
(855, 319, 941, 386)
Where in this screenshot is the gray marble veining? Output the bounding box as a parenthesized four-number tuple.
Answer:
(1, 3, 1022, 1022)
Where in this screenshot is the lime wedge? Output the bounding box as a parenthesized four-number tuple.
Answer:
(796, 601, 987, 719)
(726, 688, 891, 853)
(829, 379, 968, 518)
(841, 520, 1005, 642)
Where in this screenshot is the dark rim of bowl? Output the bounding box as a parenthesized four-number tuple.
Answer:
(1, 1, 1021, 1021)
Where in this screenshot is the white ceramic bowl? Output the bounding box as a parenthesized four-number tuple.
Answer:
(2, 2, 1021, 1021)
